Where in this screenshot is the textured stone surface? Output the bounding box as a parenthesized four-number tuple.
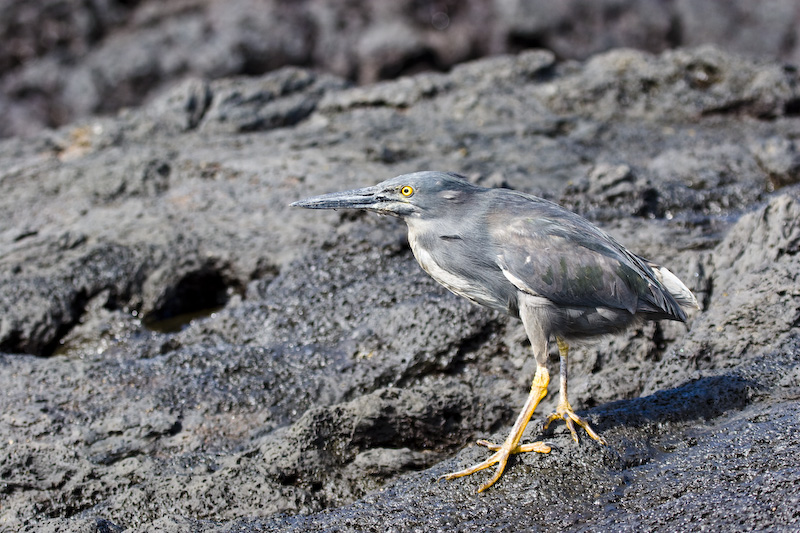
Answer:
(2, 46, 800, 531)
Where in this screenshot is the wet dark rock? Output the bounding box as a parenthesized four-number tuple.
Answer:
(2, 46, 800, 531)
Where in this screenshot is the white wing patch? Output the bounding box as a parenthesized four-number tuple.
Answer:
(497, 254, 541, 297)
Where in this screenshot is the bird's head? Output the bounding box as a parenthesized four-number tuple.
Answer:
(290, 171, 480, 219)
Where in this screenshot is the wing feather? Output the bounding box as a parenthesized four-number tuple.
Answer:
(488, 191, 686, 320)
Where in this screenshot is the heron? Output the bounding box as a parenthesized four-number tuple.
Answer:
(290, 171, 698, 492)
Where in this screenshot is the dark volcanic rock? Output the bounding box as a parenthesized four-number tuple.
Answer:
(2, 46, 800, 532)
(3, 0, 800, 139)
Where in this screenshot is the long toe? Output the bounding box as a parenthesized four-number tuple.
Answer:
(569, 411, 607, 445)
(441, 439, 551, 492)
(564, 416, 579, 443)
(476, 439, 551, 453)
(543, 407, 607, 446)
(441, 449, 503, 480)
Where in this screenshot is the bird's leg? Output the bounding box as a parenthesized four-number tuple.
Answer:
(441, 365, 552, 492)
(542, 337, 607, 445)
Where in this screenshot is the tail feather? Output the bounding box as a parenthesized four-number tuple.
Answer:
(648, 263, 700, 311)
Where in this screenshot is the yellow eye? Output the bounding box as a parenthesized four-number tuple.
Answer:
(400, 185, 414, 197)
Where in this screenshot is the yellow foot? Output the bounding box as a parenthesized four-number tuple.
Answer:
(543, 404, 607, 445)
(440, 439, 551, 492)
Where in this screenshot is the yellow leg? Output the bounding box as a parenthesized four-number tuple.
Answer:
(542, 337, 607, 445)
(441, 365, 552, 492)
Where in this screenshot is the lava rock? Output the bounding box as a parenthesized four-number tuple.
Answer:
(2, 46, 800, 531)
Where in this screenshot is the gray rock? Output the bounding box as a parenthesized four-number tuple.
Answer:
(2, 46, 800, 531)
(4, 0, 800, 139)
(753, 136, 800, 191)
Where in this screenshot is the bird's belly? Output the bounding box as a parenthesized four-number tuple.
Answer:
(558, 305, 637, 338)
(409, 239, 510, 313)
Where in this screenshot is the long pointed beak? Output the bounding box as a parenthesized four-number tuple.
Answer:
(290, 185, 384, 211)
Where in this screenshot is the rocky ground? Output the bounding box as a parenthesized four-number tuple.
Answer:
(2, 43, 800, 531)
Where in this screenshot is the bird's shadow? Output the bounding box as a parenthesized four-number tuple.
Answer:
(580, 373, 757, 435)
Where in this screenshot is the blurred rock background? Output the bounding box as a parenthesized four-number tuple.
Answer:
(2, 0, 799, 139)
